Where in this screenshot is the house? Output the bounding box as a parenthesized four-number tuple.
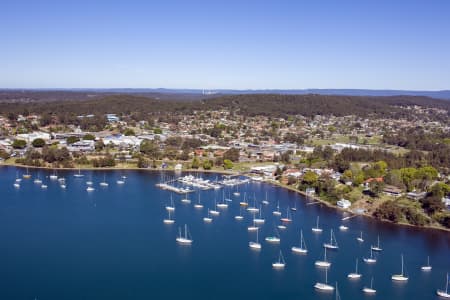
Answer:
(337, 199, 351, 209)
(407, 191, 427, 201)
(305, 187, 316, 195)
(383, 185, 403, 197)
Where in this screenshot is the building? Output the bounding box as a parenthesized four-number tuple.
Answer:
(16, 132, 51, 144)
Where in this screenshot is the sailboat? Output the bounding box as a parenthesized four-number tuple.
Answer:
(163, 210, 175, 224)
(273, 200, 282, 216)
(194, 193, 203, 209)
(165, 196, 175, 211)
(240, 192, 249, 207)
(176, 224, 193, 245)
(335, 282, 341, 300)
(323, 229, 338, 250)
(371, 235, 382, 252)
(356, 231, 364, 243)
(249, 228, 261, 250)
(217, 191, 228, 208)
(13, 182, 20, 188)
(86, 186, 95, 192)
(248, 215, 259, 231)
(265, 227, 281, 243)
(254, 206, 265, 224)
(363, 248, 377, 264)
(99, 174, 108, 187)
(314, 267, 334, 291)
(233, 186, 240, 197)
(246, 197, 259, 212)
(362, 277, 376, 294)
(49, 170, 58, 180)
(262, 192, 269, 205)
(15, 172, 22, 182)
(391, 254, 408, 281)
(315, 248, 331, 267)
(277, 222, 287, 230)
(74, 167, 84, 178)
(292, 230, 308, 254)
(234, 207, 244, 220)
(312, 216, 323, 233)
(272, 250, 286, 269)
(34, 175, 42, 184)
(23, 168, 31, 179)
(436, 273, 450, 298)
(280, 208, 292, 223)
(41, 183, 48, 189)
(420, 256, 432, 271)
(203, 210, 213, 223)
(210, 199, 220, 215)
(291, 202, 297, 211)
(181, 192, 191, 204)
(339, 224, 348, 231)
(347, 258, 361, 279)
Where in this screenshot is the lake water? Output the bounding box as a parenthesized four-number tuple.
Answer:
(0, 166, 449, 300)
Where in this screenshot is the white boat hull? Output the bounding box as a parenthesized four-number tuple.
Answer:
(249, 242, 261, 249)
(314, 283, 334, 291)
(272, 263, 285, 269)
(315, 261, 331, 268)
(291, 247, 307, 254)
(348, 273, 361, 279)
(363, 287, 376, 294)
(391, 275, 408, 281)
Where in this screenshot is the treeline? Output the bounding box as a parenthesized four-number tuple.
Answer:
(1, 93, 449, 120)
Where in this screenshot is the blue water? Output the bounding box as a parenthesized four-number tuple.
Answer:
(0, 166, 449, 300)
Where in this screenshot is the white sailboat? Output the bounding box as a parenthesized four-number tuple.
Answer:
(165, 196, 175, 211)
(34, 175, 42, 184)
(254, 206, 265, 224)
(292, 230, 308, 254)
(436, 273, 450, 298)
(13, 182, 20, 188)
(420, 256, 432, 271)
(249, 228, 261, 250)
(314, 267, 334, 291)
(312, 216, 323, 233)
(363, 248, 377, 264)
(339, 224, 348, 231)
(362, 277, 376, 294)
(163, 210, 175, 224)
(176, 224, 193, 245)
(181, 192, 191, 204)
(234, 207, 244, 220)
(86, 186, 95, 192)
(217, 191, 228, 208)
(347, 258, 361, 279)
(233, 186, 240, 197)
(74, 168, 84, 178)
(248, 215, 259, 231)
(194, 194, 203, 209)
(315, 248, 331, 268)
(99, 174, 108, 187)
(371, 235, 382, 252)
(323, 229, 338, 250)
(391, 254, 408, 281)
(49, 170, 58, 180)
(356, 231, 364, 243)
(41, 183, 48, 189)
(272, 250, 286, 269)
(203, 210, 213, 223)
(116, 177, 125, 185)
(273, 200, 282, 216)
(291, 202, 297, 211)
(277, 223, 287, 230)
(262, 192, 269, 205)
(210, 199, 220, 215)
(265, 227, 281, 243)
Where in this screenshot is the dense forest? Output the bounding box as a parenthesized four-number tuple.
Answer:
(0, 93, 449, 119)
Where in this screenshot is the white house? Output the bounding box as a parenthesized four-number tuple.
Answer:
(337, 199, 351, 209)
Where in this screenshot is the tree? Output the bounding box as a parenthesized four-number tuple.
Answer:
(123, 128, 135, 136)
(67, 136, 80, 144)
(223, 159, 233, 170)
(137, 156, 149, 168)
(223, 148, 240, 162)
(83, 134, 95, 140)
(140, 140, 160, 159)
(12, 139, 27, 149)
(32, 138, 46, 148)
(191, 157, 200, 169)
(302, 171, 318, 186)
(202, 160, 212, 170)
(153, 128, 162, 134)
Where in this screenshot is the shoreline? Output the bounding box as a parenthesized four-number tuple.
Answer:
(2, 162, 449, 233)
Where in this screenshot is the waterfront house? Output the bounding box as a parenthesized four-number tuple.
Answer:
(337, 199, 351, 209)
(383, 185, 403, 197)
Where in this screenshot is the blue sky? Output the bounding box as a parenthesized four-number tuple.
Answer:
(1, 0, 449, 90)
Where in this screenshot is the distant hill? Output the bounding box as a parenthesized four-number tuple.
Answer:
(0, 93, 449, 119)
